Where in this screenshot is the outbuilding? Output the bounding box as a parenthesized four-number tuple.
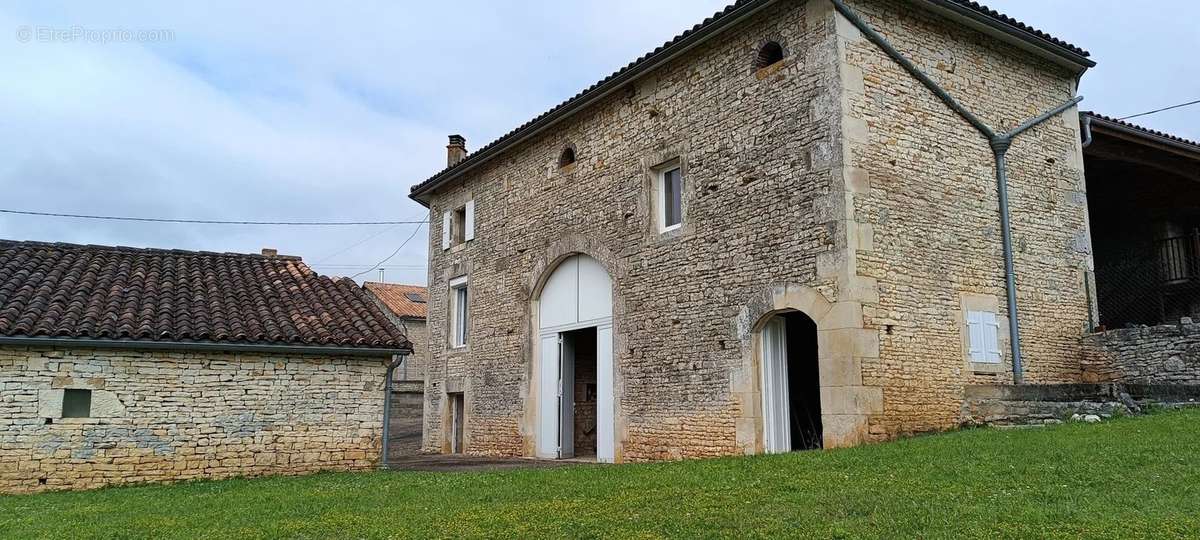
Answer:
(0, 240, 411, 493)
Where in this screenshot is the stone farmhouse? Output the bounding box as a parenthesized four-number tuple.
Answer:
(408, 0, 1106, 463)
(0, 240, 411, 493)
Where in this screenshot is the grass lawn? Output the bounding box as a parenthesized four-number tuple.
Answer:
(2, 410, 1198, 539)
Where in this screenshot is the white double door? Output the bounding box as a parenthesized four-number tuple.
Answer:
(537, 323, 613, 462)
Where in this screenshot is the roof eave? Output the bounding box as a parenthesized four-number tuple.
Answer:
(409, 0, 782, 203)
(1087, 114, 1200, 160)
(0, 335, 412, 358)
(915, 0, 1095, 73)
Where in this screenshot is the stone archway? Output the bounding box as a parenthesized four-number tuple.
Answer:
(735, 284, 881, 453)
(523, 238, 625, 463)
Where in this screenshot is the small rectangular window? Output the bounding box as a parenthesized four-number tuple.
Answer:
(966, 310, 1001, 363)
(62, 389, 92, 418)
(450, 277, 469, 348)
(657, 164, 683, 232)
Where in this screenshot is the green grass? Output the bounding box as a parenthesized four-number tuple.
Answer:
(2, 410, 1198, 539)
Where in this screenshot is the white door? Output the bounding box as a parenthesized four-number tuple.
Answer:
(761, 317, 791, 453)
(536, 334, 560, 458)
(537, 254, 615, 463)
(558, 334, 575, 459)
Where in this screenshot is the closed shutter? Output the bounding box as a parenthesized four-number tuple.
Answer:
(966, 311, 985, 362)
(464, 200, 475, 242)
(442, 211, 451, 250)
(982, 311, 1002, 362)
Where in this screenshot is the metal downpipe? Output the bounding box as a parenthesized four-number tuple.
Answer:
(380, 355, 406, 468)
(829, 0, 1085, 384)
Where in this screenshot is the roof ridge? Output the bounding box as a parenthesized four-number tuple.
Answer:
(409, 0, 1092, 199)
(0, 238, 304, 262)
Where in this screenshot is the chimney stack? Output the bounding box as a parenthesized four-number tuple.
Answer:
(447, 134, 467, 167)
(261, 248, 278, 257)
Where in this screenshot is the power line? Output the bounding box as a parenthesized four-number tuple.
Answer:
(1118, 98, 1200, 121)
(0, 208, 427, 226)
(350, 223, 425, 279)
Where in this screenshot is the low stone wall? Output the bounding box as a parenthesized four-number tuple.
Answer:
(0, 345, 388, 494)
(961, 384, 1136, 426)
(1082, 321, 1200, 384)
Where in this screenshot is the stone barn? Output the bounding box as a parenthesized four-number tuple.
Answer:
(409, 0, 1100, 462)
(0, 240, 411, 493)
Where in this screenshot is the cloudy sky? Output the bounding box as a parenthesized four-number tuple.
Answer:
(1, 1, 1196, 286)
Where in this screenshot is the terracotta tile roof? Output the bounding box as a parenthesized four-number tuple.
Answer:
(409, 0, 1090, 200)
(363, 282, 427, 320)
(0, 239, 411, 352)
(1084, 111, 1200, 151)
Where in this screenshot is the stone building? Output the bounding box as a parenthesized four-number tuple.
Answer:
(0, 240, 411, 493)
(409, 0, 1099, 463)
(361, 282, 429, 457)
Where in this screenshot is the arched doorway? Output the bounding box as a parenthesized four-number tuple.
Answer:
(760, 310, 822, 452)
(535, 254, 615, 462)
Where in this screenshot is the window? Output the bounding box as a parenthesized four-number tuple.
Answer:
(441, 200, 475, 250)
(756, 41, 784, 69)
(449, 277, 469, 348)
(559, 146, 576, 168)
(966, 310, 1002, 363)
(657, 164, 683, 232)
(62, 389, 92, 418)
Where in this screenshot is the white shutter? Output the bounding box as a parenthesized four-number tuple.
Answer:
(982, 312, 1002, 362)
(966, 311, 985, 362)
(464, 200, 475, 242)
(441, 211, 451, 250)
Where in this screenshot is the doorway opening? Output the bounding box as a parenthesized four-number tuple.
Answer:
(448, 392, 465, 454)
(760, 311, 821, 452)
(559, 327, 598, 460)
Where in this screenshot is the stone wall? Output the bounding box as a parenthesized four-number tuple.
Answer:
(839, 0, 1092, 436)
(422, 0, 836, 461)
(1082, 321, 1200, 384)
(419, 0, 1092, 461)
(0, 345, 388, 494)
(961, 384, 1134, 426)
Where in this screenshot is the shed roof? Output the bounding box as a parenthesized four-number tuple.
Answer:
(363, 282, 428, 320)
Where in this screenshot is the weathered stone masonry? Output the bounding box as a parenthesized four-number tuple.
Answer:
(0, 346, 386, 494)
(418, 0, 1094, 460)
(1082, 321, 1200, 385)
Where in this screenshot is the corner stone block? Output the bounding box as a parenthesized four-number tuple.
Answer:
(817, 355, 863, 387)
(820, 386, 884, 415)
(823, 414, 868, 448)
(818, 328, 880, 359)
(821, 301, 864, 330)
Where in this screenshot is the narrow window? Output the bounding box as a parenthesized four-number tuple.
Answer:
(756, 41, 784, 69)
(559, 147, 576, 168)
(657, 165, 683, 232)
(62, 389, 92, 418)
(966, 310, 1001, 363)
(450, 277, 469, 348)
(452, 207, 467, 245)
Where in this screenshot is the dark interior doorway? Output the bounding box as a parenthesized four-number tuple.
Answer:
(782, 311, 822, 450)
(562, 327, 598, 459)
(448, 392, 464, 454)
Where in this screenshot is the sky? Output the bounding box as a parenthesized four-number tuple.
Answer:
(1, 1, 1196, 286)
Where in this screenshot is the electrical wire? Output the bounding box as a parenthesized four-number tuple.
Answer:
(349, 223, 425, 279)
(0, 208, 427, 226)
(1118, 98, 1200, 121)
